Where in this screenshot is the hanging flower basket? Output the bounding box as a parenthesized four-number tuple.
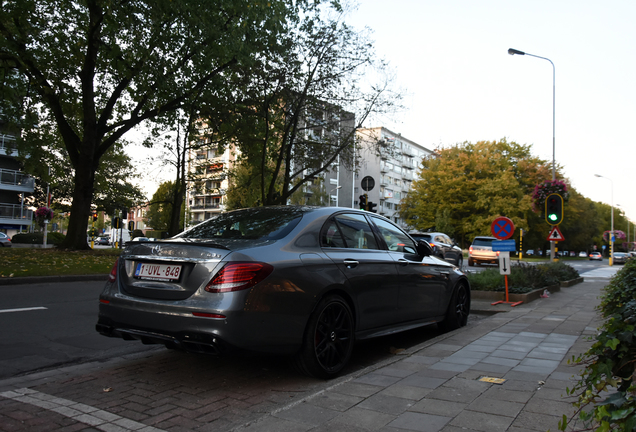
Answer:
(603, 230, 626, 243)
(35, 206, 54, 227)
(532, 180, 569, 212)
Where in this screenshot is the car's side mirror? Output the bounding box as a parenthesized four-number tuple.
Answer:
(416, 240, 434, 257)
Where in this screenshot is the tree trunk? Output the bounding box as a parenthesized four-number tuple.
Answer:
(60, 152, 97, 250)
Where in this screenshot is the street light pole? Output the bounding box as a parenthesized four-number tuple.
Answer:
(508, 48, 557, 260)
(594, 174, 614, 266)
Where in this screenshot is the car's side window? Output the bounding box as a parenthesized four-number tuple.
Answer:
(371, 217, 417, 254)
(321, 221, 346, 248)
(323, 214, 379, 250)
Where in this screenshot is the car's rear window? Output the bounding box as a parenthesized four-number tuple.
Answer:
(177, 207, 303, 241)
(472, 238, 494, 247)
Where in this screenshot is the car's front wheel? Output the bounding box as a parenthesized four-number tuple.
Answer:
(294, 295, 354, 379)
(438, 284, 470, 332)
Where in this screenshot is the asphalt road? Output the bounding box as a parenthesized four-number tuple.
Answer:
(0, 280, 486, 381)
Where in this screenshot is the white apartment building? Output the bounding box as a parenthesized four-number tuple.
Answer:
(186, 145, 237, 225)
(0, 132, 34, 236)
(355, 127, 434, 227)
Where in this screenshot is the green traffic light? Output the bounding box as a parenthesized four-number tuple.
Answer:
(548, 213, 558, 221)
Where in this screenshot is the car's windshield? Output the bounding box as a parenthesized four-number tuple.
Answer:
(176, 207, 304, 241)
(473, 238, 493, 247)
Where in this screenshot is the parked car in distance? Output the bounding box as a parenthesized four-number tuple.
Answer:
(96, 236, 110, 245)
(468, 236, 499, 266)
(613, 252, 629, 264)
(409, 231, 463, 267)
(132, 237, 149, 242)
(0, 232, 11, 247)
(589, 252, 603, 261)
(525, 249, 534, 256)
(96, 206, 471, 379)
(578, 251, 587, 258)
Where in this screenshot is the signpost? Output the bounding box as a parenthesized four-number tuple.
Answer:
(490, 217, 523, 307)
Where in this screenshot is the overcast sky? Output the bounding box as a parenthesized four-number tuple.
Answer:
(133, 0, 635, 235)
(345, 0, 636, 233)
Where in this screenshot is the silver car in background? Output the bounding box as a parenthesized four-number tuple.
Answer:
(97, 206, 471, 378)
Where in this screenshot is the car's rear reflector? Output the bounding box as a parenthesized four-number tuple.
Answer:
(204, 262, 274, 293)
(108, 258, 119, 282)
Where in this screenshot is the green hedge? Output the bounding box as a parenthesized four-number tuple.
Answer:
(11, 232, 66, 245)
(468, 261, 580, 294)
(560, 258, 636, 431)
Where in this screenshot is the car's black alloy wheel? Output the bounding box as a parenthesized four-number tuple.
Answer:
(439, 284, 469, 332)
(295, 295, 354, 379)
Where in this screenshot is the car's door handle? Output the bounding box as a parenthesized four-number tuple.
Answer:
(397, 258, 409, 266)
(343, 259, 359, 268)
(439, 271, 450, 279)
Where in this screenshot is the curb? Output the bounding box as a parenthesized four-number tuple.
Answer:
(0, 274, 108, 286)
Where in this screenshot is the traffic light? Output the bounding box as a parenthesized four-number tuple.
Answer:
(359, 194, 367, 210)
(128, 221, 134, 231)
(368, 201, 377, 213)
(545, 193, 563, 225)
(92, 211, 98, 222)
(113, 217, 121, 229)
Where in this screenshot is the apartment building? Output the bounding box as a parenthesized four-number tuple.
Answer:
(0, 131, 34, 236)
(187, 144, 237, 225)
(355, 127, 433, 227)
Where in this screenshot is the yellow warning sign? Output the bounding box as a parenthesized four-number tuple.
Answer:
(479, 377, 507, 384)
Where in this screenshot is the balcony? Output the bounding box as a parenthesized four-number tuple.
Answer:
(0, 169, 35, 193)
(190, 203, 221, 210)
(0, 203, 33, 227)
(0, 134, 18, 156)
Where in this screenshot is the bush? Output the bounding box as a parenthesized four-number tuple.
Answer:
(561, 259, 636, 432)
(131, 229, 145, 239)
(11, 232, 66, 245)
(468, 261, 580, 294)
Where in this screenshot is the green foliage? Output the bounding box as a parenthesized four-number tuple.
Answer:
(11, 232, 65, 245)
(0, 0, 300, 249)
(467, 262, 580, 293)
(146, 181, 184, 233)
(561, 259, 636, 432)
(400, 139, 552, 248)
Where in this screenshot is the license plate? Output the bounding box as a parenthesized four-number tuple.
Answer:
(134, 263, 182, 281)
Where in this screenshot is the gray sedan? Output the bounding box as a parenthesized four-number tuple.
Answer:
(96, 206, 470, 378)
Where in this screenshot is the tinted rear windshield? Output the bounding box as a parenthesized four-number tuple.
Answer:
(176, 207, 303, 241)
(472, 238, 494, 247)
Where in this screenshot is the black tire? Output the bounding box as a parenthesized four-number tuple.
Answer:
(294, 295, 354, 379)
(439, 284, 470, 332)
(468, 258, 474, 267)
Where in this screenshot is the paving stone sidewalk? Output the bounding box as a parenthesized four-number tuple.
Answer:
(0, 280, 605, 432)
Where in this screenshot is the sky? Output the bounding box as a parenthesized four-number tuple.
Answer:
(132, 0, 635, 231)
(343, 0, 636, 228)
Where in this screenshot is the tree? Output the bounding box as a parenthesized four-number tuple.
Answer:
(222, 2, 401, 206)
(0, 0, 298, 249)
(145, 181, 183, 234)
(400, 139, 553, 248)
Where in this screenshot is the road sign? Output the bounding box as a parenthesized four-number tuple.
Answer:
(491, 217, 515, 240)
(547, 226, 565, 242)
(499, 252, 511, 275)
(492, 239, 516, 252)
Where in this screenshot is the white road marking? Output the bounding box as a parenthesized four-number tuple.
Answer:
(0, 307, 48, 314)
(0, 388, 166, 432)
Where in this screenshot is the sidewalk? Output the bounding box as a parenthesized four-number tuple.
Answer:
(0, 279, 604, 432)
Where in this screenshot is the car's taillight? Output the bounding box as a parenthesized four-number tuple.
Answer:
(496, 251, 500, 256)
(108, 258, 119, 282)
(469, 246, 473, 253)
(204, 262, 274, 293)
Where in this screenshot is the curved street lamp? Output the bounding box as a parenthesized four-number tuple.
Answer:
(594, 174, 614, 266)
(509, 48, 557, 259)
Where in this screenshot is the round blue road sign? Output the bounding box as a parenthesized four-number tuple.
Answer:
(491, 216, 515, 240)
